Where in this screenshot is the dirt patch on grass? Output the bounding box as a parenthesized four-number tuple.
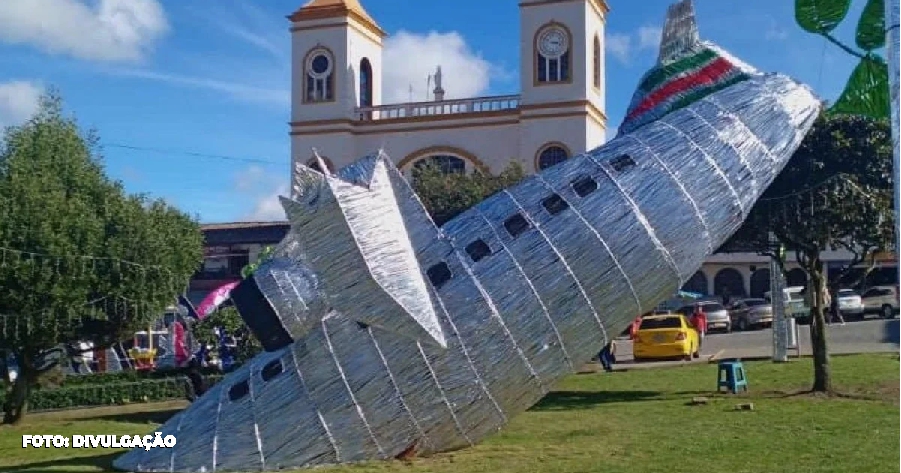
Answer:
(761, 381, 899, 403)
(837, 381, 900, 403)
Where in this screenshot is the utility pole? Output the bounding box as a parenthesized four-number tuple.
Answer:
(770, 233, 788, 362)
(770, 233, 799, 361)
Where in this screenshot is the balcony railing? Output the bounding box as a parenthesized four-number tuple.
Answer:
(356, 94, 521, 121)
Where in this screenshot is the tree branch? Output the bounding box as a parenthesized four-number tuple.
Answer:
(820, 32, 866, 59)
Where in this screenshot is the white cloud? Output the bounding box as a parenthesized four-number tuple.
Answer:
(245, 187, 289, 221)
(0, 80, 43, 129)
(234, 165, 268, 192)
(606, 26, 662, 64)
(637, 26, 663, 50)
(188, 0, 287, 63)
(99, 0, 289, 108)
(111, 68, 290, 107)
(233, 165, 288, 221)
(606, 33, 633, 64)
(382, 30, 495, 103)
(97, 9, 502, 110)
(0, 0, 169, 63)
(764, 19, 788, 41)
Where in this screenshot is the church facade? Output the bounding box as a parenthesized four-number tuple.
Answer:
(280, 0, 872, 301)
(287, 0, 609, 178)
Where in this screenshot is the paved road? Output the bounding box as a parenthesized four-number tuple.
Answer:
(604, 318, 898, 369)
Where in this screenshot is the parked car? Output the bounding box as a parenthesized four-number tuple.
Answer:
(618, 310, 671, 337)
(677, 301, 731, 333)
(728, 298, 773, 331)
(764, 286, 810, 324)
(632, 314, 700, 361)
(835, 289, 865, 320)
(861, 286, 899, 319)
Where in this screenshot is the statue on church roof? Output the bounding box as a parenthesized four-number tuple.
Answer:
(433, 65, 445, 101)
(114, 1, 822, 471)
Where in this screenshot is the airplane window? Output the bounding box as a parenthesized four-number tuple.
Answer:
(229, 379, 250, 401)
(504, 213, 531, 238)
(572, 176, 598, 197)
(465, 239, 491, 262)
(542, 193, 569, 215)
(427, 262, 452, 289)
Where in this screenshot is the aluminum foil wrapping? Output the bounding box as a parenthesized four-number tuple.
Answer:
(114, 1, 822, 471)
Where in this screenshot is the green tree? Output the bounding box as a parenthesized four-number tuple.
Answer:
(191, 306, 261, 365)
(241, 245, 274, 278)
(190, 247, 272, 365)
(724, 113, 893, 392)
(411, 161, 527, 226)
(0, 92, 203, 423)
(794, 0, 890, 119)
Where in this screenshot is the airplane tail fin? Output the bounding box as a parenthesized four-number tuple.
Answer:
(617, 0, 754, 136)
(657, 0, 701, 64)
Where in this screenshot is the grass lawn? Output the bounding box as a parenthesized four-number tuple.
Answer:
(0, 353, 897, 473)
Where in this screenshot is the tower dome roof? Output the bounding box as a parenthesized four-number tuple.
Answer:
(288, 0, 385, 38)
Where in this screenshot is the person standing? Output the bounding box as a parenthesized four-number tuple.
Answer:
(827, 289, 845, 325)
(184, 357, 208, 402)
(629, 314, 643, 340)
(689, 305, 707, 351)
(597, 340, 616, 372)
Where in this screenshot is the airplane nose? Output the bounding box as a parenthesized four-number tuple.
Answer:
(113, 343, 340, 473)
(111, 398, 206, 471)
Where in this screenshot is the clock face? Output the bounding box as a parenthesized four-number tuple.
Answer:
(538, 27, 568, 58)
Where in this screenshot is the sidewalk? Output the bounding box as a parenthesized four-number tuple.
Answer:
(580, 343, 898, 373)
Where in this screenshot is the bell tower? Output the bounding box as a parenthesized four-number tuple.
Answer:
(288, 0, 386, 176)
(517, 0, 608, 171)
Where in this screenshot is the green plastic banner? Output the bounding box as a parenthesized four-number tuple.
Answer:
(795, 0, 852, 33)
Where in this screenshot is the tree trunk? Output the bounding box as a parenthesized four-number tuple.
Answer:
(2, 353, 34, 424)
(807, 255, 832, 392)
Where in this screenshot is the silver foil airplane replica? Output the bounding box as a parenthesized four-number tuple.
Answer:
(114, 1, 822, 471)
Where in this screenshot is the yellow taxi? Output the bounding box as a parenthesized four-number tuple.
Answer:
(632, 313, 700, 361)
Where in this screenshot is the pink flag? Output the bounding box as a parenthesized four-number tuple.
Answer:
(195, 281, 239, 319)
(172, 321, 188, 367)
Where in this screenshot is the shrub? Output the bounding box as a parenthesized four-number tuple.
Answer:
(0, 374, 224, 412)
(52, 366, 222, 388)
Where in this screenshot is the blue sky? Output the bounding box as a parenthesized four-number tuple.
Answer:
(0, 0, 872, 223)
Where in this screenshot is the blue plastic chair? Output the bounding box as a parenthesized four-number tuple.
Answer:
(717, 360, 748, 393)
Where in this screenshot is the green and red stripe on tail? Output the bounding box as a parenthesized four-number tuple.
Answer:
(619, 46, 750, 135)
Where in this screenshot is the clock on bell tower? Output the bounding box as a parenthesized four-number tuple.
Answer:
(517, 0, 610, 171)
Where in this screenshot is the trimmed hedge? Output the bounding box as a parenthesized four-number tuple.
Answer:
(53, 367, 224, 388)
(0, 374, 224, 412)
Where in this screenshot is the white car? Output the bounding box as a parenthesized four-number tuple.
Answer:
(836, 289, 865, 320)
(764, 286, 810, 323)
(861, 286, 899, 319)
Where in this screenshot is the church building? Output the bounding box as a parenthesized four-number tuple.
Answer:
(278, 0, 873, 302)
(287, 0, 609, 178)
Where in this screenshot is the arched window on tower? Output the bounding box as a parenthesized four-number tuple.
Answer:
(304, 48, 335, 103)
(536, 145, 570, 171)
(536, 24, 571, 84)
(592, 35, 601, 89)
(359, 58, 373, 107)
